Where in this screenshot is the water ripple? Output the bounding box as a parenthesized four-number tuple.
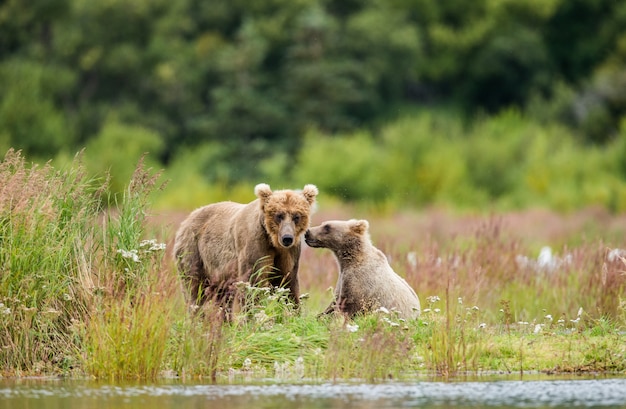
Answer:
(1, 378, 626, 408)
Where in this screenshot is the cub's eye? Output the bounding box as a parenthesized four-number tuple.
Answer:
(274, 213, 285, 222)
(293, 214, 301, 224)
(323, 224, 331, 233)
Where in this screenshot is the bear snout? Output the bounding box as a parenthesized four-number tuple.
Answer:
(281, 234, 295, 247)
(304, 231, 320, 247)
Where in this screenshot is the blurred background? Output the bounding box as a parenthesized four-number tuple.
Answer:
(2, 0, 626, 212)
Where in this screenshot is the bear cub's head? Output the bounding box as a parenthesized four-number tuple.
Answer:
(305, 219, 369, 252)
(255, 183, 318, 249)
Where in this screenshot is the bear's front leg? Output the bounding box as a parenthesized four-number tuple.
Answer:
(274, 248, 301, 307)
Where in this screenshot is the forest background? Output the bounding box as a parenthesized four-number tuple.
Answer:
(2, 0, 626, 212)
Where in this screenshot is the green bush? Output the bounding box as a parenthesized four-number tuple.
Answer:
(289, 110, 626, 212)
(83, 116, 164, 201)
(294, 129, 387, 202)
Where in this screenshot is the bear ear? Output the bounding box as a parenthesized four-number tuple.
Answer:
(254, 183, 273, 202)
(349, 219, 369, 235)
(301, 184, 318, 205)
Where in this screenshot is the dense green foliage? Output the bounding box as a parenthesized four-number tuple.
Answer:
(290, 111, 626, 211)
(2, 0, 626, 210)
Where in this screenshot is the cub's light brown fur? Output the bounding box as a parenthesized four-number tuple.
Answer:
(305, 219, 420, 318)
(174, 183, 318, 309)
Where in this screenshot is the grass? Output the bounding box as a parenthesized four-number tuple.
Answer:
(0, 148, 625, 381)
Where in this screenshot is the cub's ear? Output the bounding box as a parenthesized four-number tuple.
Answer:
(301, 184, 319, 205)
(254, 183, 273, 202)
(349, 219, 369, 235)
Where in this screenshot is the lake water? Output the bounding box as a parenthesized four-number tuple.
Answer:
(1, 375, 626, 409)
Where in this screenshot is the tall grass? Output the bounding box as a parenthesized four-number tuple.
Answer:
(0, 149, 99, 374)
(1, 148, 625, 380)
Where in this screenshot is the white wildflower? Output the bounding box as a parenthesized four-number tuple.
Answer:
(117, 248, 140, 262)
(577, 307, 584, 318)
(382, 317, 400, 327)
(423, 308, 432, 313)
(433, 308, 441, 313)
(345, 323, 359, 333)
(537, 246, 555, 271)
(472, 306, 479, 311)
(607, 248, 626, 262)
(545, 314, 553, 321)
(427, 295, 441, 304)
(458, 297, 463, 305)
(139, 239, 166, 252)
(478, 323, 487, 329)
(376, 306, 390, 315)
(518, 321, 529, 325)
(407, 251, 417, 268)
(533, 324, 543, 334)
(254, 310, 269, 324)
(243, 358, 252, 371)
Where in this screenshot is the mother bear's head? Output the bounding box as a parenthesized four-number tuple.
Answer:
(255, 183, 319, 249)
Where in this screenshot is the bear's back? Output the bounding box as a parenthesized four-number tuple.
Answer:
(348, 244, 420, 318)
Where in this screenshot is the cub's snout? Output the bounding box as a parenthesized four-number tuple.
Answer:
(304, 229, 321, 248)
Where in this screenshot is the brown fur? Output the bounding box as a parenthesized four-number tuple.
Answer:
(305, 219, 421, 318)
(174, 183, 318, 310)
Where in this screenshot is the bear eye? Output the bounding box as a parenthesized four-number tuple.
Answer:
(292, 214, 301, 224)
(323, 224, 331, 233)
(274, 213, 285, 222)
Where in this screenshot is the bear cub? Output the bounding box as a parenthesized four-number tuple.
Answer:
(305, 219, 421, 318)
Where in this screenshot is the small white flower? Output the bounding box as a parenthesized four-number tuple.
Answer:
(557, 319, 565, 324)
(518, 321, 529, 325)
(427, 295, 441, 304)
(422, 308, 432, 313)
(140, 239, 166, 251)
(478, 323, 487, 329)
(458, 297, 463, 305)
(243, 358, 252, 371)
(433, 308, 441, 313)
(117, 248, 140, 262)
(1, 307, 10, 315)
(382, 317, 400, 327)
(376, 306, 390, 315)
(577, 307, 584, 318)
(472, 306, 479, 311)
(63, 293, 72, 301)
(406, 251, 417, 268)
(346, 323, 359, 333)
(533, 324, 543, 334)
(607, 248, 626, 262)
(545, 314, 553, 321)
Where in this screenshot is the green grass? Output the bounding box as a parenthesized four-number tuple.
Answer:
(0, 148, 625, 381)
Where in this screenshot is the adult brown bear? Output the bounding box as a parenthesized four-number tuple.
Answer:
(174, 183, 318, 311)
